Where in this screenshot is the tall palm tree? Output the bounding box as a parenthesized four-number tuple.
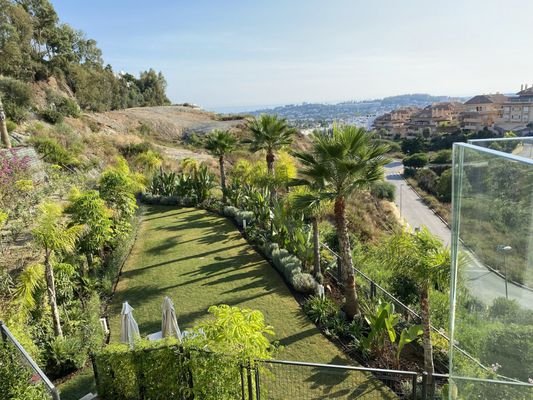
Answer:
(247, 115, 296, 201)
(32, 202, 83, 337)
(204, 130, 237, 203)
(291, 190, 330, 283)
(385, 228, 450, 384)
(293, 126, 389, 318)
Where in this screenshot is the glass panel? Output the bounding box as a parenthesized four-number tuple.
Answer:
(449, 139, 533, 399)
(468, 137, 533, 160)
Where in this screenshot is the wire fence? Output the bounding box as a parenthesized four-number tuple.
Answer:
(0, 320, 60, 400)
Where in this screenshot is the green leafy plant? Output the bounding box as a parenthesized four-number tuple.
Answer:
(304, 295, 338, 325)
(361, 301, 399, 353)
(397, 325, 423, 361)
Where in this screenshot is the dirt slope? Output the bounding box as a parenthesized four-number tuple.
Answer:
(85, 106, 247, 144)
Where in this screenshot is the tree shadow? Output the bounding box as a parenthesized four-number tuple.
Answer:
(146, 236, 181, 255)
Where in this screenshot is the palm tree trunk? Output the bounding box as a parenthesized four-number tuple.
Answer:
(44, 253, 63, 338)
(312, 217, 322, 283)
(420, 285, 434, 384)
(334, 196, 359, 318)
(266, 150, 275, 203)
(0, 96, 11, 149)
(219, 155, 227, 203)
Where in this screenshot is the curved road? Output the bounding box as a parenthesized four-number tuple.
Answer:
(385, 161, 533, 309)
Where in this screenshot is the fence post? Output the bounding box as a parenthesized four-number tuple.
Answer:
(411, 374, 418, 400)
(370, 281, 376, 299)
(421, 372, 428, 399)
(240, 363, 246, 400)
(247, 361, 254, 400)
(0, 321, 6, 342)
(254, 363, 261, 400)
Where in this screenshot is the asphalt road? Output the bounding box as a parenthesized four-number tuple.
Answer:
(384, 161, 533, 310)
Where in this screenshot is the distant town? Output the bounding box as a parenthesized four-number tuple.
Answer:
(249, 86, 533, 137)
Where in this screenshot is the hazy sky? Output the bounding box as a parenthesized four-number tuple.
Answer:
(52, 0, 533, 111)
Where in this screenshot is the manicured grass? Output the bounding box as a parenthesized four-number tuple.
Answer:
(104, 206, 394, 399)
(57, 366, 96, 400)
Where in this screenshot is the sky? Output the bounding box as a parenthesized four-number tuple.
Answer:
(51, 0, 533, 111)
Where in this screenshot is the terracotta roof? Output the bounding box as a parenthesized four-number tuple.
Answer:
(465, 94, 507, 105)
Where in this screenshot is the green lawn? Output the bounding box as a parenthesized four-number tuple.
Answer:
(68, 206, 395, 399)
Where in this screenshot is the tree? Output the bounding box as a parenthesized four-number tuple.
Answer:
(401, 136, 426, 154)
(66, 188, 113, 271)
(293, 126, 389, 318)
(204, 130, 237, 203)
(32, 202, 83, 337)
(384, 228, 450, 383)
(247, 114, 296, 201)
(436, 169, 452, 202)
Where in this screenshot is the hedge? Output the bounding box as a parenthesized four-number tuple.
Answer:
(93, 341, 242, 400)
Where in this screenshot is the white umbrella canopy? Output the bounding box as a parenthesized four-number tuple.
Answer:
(161, 296, 182, 341)
(120, 301, 140, 347)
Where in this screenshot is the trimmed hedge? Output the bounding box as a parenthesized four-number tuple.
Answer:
(140, 193, 195, 207)
(94, 341, 241, 400)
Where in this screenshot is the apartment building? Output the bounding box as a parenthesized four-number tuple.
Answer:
(372, 107, 419, 137)
(499, 85, 533, 130)
(459, 94, 507, 131)
(406, 102, 463, 136)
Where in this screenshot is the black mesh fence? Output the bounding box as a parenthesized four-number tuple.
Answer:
(254, 359, 418, 400)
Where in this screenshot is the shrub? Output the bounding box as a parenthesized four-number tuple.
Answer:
(39, 109, 64, 124)
(414, 168, 438, 195)
(403, 153, 428, 168)
(431, 149, 452, 164)
(489, 297, 520, 322)
(304, 295, 338, 325)
(30, 136, 80, 168)
(370, 181, 395, 201)
(292, 272, 317, 293)
(436, 168, 452, 202)
(403, 167, 416, 178)
(0, 77, 33, 122)
(482, 324, 533, 381)
(5, 120, 17, 133)
(0, 342, 49, 400)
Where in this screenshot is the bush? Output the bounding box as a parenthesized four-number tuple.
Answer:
(436, 169, 452, 202)
(0, 78, 33, 122)
(489, 297, 521, 322)
(30, 136, 80, 168)
(0, 342, 49, 400)
(5, 120, 17, 133)
(482, 324, 533, 381)
(403, 153, 428, 168)
(431, 149, 452, 164)
(39, 108, 64, 124)
(370, 181, 395, 201)
(414, 168, 438, 195)
(304, 295, 338, 325)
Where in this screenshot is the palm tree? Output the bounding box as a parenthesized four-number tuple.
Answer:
(385, 228, 450, 383)
(247, 115, 296, 201)
(291, 190, 330, 283)
(204, 130, 237, 203)
(32, 202, 83, 337)
(293, 126, 389, 318)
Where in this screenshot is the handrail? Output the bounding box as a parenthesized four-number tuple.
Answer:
(0, 321, 60, 400)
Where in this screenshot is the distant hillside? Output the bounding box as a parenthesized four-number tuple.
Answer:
(250, 93, 467, 125)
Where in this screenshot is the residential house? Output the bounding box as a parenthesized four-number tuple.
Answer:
(406, 102, 463, 136)
(372, 107, 419, 137)
(498, 85, 533, 132)
(459, 94, 507, 131)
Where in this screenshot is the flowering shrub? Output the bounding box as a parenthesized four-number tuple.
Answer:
(0, 149, 32, 209)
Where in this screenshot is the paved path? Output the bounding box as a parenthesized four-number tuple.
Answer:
(384, 161, 533, 309)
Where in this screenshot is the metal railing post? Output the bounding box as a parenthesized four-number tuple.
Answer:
(421, 372, 428, 399)
(240, 363, 246, 400)
(254, 364, 261, 400)
(247, 361, 254, 400)
(411, 373, 418, 400)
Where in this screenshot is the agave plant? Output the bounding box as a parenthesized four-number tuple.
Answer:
(150, 170, 178, 196)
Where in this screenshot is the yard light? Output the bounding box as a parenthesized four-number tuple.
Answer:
(496, 245, 512, 299)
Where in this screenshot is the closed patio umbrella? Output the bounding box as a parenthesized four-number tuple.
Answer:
(120, 301, 140, 347)
(161, 296, 182, 341)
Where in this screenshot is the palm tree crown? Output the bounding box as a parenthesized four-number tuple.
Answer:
(294, 125, 389, 199)
(204, 129, 237, 157)
(247, 114, 296, 156)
